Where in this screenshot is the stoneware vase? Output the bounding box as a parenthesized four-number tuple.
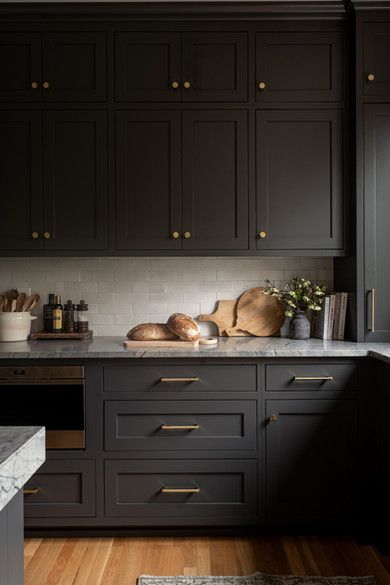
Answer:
(289, 310, 310, 340)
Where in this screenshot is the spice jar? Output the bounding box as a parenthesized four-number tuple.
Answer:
(63, 300, 75, 333)
(76, 300, 89, 333)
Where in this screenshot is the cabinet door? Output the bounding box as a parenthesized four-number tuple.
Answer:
(0, 33, 41, 102)
(265, 400, 357, 524)
(43, 110, 108, 250)
(182, 111, 248, 250)
(0, 111, 43, 251)
(256, 110, 343, 251)
(182, 33, 247, 102)
(256, 32, 342, 102)
(364, 105, 390, 340)
(116, 111, 182, 250)
(42, 32, 107, 101)
(115, 33, 180, 102)
(363, 23, 390, 97)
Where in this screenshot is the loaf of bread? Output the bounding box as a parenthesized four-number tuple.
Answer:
(127, 323, 179, 341)
(166, 313, 200, 341)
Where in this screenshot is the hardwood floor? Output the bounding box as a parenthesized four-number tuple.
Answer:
(24, 536, 390, 585)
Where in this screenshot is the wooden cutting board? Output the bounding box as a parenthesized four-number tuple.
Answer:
(124, 339, 199, 348)
(197, 300, 250, 337)
(225, 287, 285, 337)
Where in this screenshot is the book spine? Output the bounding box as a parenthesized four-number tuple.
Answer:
(316, 296, 330, 339)
(337, 293, 348, 341)
(332, 293, 342, 340)
(327, 294, 336, 340)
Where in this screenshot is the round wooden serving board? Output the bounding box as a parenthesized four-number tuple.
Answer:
(225, 287, 285, 337)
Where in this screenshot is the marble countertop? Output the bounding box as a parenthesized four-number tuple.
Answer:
(0, 426, 45, 512)
(0, 336, 390, 363)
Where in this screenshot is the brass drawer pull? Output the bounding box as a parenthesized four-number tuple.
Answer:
(268, 414, 278, 423)
(369, 288, 375, 332)
(24, 487, 39, 495)
(293, 376, 334, 382)
(161, 487, 200, 494)
(160, 377, 199, 383)
(161, 424, 200, 430)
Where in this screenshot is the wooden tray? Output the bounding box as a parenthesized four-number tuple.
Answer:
(124, 339, 199, 348)
(30, 331, 93, 341)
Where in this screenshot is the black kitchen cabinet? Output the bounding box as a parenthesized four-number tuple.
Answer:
(255, 32, 342, 103)
(265, 399, 357, 524)
(0, 492, 24, 585)
(0, 111, 43, 251)
(256, 109, 343, 252)
(363, 23, 390, 97)
(0, 33, 41, 102)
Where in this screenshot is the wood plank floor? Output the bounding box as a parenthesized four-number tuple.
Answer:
(24, 536, 390, 585)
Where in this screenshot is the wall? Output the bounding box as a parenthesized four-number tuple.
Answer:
(0, 257, 333, 336)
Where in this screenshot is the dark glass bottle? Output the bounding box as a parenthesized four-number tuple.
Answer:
(43, 293, 55, 333)
(52, 295, 63, 333)
(63, 300, 75, 333)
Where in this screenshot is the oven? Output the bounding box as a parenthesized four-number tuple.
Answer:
(0, 365, 85, 449)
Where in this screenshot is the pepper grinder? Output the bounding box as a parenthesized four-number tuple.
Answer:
(76, 300, 89, 333)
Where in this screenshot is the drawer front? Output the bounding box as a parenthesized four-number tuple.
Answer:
(104, 459, 257, 518)
(104, 400, 257, 451)
(103, 364, 256, 393)
(265, 363, 358, 392)
(24, 460, 95, 518)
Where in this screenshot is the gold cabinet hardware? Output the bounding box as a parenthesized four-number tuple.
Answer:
(258, 231, 267, 239)
(183, 81, 191, 89)
(258, 81, 266, 90)
(293, 376, 334, 382)
(161, 424, 200, 430)
(31, 81, 39, 90)
(268, 414, 279, 423)
(184, 231, 191, 239)
(367, 73, 375, 82)
(160, 377, 199, 383)
(42, 81, 50, 89)
(31, 231, 40, 239)
(369, 288, 376, 332)
(44, 231, 51, 239)
(24, 487, 39, 495)
(171, 81, 180, 89)
(171, 231, 180, 239)
(161, 487, 200, 494)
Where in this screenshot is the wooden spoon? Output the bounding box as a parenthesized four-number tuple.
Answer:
(15, 292, 27, 312)
(0, 295, 4, 312)
(10, 299, 17, 312)
(3, 288, 18, 302)
(22, 294, 40, 312)
(2, 297, 8, 312)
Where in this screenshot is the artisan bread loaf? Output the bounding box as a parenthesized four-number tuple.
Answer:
(167, 313, 200, 341)
(127, 323, 179, 341)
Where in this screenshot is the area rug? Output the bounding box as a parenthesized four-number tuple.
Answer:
(138, 573, 376, 585)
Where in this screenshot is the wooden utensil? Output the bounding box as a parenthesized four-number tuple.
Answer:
(15, 292, 27, 312)
(226, 287, 285, 337)
(2, 297, 8, 312)
(3, 288, 18, 302)
(0, 295, 4, 312)
(123, 339, 199, 349)
(21, 293, 40, 312)
(10, 299, 17, 312)
(197, 300, 249, 336)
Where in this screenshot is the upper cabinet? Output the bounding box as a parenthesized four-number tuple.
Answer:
(255, 32, 342, 102)
(115, 32, 247, 102)
(363, 23, 390, 97)
(0, 32, 107, 102)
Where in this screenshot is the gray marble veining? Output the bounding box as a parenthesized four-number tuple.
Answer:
(0, 336, 390, 363)
(0, 426, 45, 512)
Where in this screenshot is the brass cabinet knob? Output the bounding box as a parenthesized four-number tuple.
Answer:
(31, 231, 40, 239)
(44, 231, 51, 239)
(367, 73, 375, 82)
(184, 231, 191, 239)
(258, 231, 267, 239)
(183, 81, 191, 89)
(171, 81, 180, 89)
(171, 231, 180, 239)
(268, 414, 279, 423)
(42, 81, 50, 89)
(31, 81, 39, 90)
(258, 81, 266, 90)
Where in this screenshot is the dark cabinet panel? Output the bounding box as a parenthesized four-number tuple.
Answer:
(256, 32, 342, 103)
(115, 32, 180, 102)
(0, 33, 41, 102)
(43, 110, 108, 250)
(182, 32, 247, 102)
(364, 105, 390, 340)
(0, 492, 24, 585)
(265, 363, 358, 392)
(182, 110, 248, 250)
(265, 399, 357, 523)
(42, 32, 107, 102)
(115, 111, 181, 250)
(363, 23, 390, 97)
(0, 111, 43, 251)
(256, 109, 343, 251)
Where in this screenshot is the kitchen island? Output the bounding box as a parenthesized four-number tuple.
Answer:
(0, 427, 45, 585)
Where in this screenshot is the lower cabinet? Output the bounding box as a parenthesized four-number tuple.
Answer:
(265, 399, 357, 524)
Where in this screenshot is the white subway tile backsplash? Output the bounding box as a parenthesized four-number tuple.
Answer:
(0, 256, 333, 336)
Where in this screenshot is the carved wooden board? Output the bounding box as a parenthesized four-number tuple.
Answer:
(226, 288, 285, 337)
(197, 300, 250, 336)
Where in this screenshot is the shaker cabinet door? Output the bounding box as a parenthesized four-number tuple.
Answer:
(0, 111, 43, 250)
(116, 111, 182, 250)
(0, 33, 42, 102)
(43, 110, 109, 250)
(363, 23, 390, 97)
(182, 110, 248, 250)
(256, 109, 343, 251)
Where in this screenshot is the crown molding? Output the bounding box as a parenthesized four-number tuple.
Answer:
(348, 0, 390, 10)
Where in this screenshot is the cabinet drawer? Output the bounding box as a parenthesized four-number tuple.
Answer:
(104, 459, 257, 518)
(103, 364, 256, 393)
(24, 460, 95, 518)
(265, 363, 357, 391)
(104, 400, 257, 451)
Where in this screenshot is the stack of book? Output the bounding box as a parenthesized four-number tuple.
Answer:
(311, 292, 348, 340)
